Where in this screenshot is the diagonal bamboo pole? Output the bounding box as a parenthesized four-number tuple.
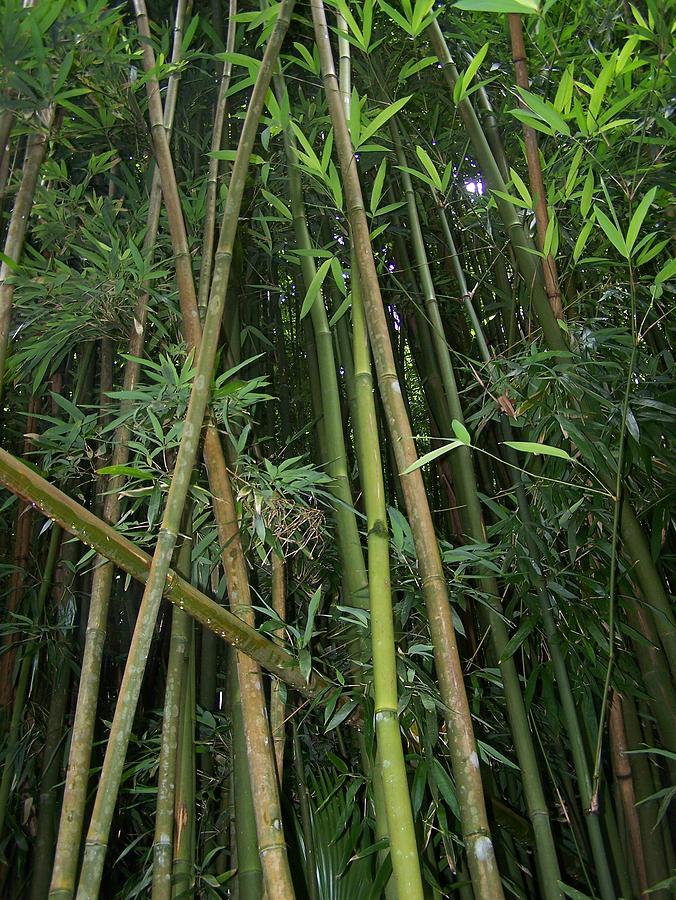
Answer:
(309, 3, 503, 896)
(0, 447, 322, 695)
(0, 106, 54, 392)
(75, 2, 296, 894)
(49, 6, 191, 890)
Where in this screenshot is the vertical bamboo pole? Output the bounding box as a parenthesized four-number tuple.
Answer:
(507, 14, 563, 319)
(309, 4, 503, 896)
(152, 529, 192, 899)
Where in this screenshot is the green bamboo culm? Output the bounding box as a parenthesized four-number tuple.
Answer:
(151, 525, 193, 900)
(278, 76, 368, 617)
(309, 3, 503, 896)
(352, 268, 424, 900)
(391, 125, 563, 900)
(338, 34, 423, 898)
(0, 448, 323, 696)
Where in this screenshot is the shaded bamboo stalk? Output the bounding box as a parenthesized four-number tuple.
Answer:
(151, 527, 193, 899)
(0, 394, 39, 709)
(75, 2, 296, 893)
(508, 14, 563, 319)
(269, 552, 287, 781)
(309, 4, 503, 896)
(608, 693, 648, 896)
(0, 447, 326, 696)
(392, 127, 562, 900)
(0, 523, 61, 841)
(0, 105, 54, 390)
(197, 0, 237, 318)
(172, 628, 196, 897)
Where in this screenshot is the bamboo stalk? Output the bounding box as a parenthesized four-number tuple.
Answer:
(392, 128, 562, 899)
(0, 447, 325, 696)
(197, 0, 236, 319)
(230, 650, 263, 900)
(309, 4, 503, 896)
(609, 692, 648, 895)
(507, 14, 563, 319)
(172, 628, 196, 898)
(0, 523, 61, 841)
(278, 91, 368, 615)
(74, 3, 296, 893)
(0, 106, 54, 390)
(352, 268, 424, 899)
(0, 394, 39, 709)
(269, 553, 287, 782)
(152, 529, 193, 900)
(49, 5, 190, 888)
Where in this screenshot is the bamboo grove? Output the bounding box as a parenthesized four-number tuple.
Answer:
(0, 0, 673, 897)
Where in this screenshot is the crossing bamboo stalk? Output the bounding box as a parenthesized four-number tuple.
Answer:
(74, 2, 296, 893)
(0, 447, 326, 694)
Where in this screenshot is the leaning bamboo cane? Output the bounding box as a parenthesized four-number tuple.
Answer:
(309, 4, 503, 896)
(0, 447, 325, 696)
(75, 3, 295, 893)
(50, 6, 192, 889)
(0, 106, 54, 391)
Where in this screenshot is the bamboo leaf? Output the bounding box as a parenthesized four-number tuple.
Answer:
(454, 0, 539, 13)
(369, 159, 388, 216)
(302, 587, 322, 648)
(625, 186, 657, 254)
(451, 420, 471, 446)
(595, 207, 629, 258)
(399, 55, 437, 82)
(401, 440, 463, 474)
(503, 441, 571, 460)
(357, 95, 411, 148)
(261, 189, 292, 219)
(300, 258, 332, 320)
(461, 42, 489, 97)
(415, 146, 442, 191)
(515, 87, 571, 135)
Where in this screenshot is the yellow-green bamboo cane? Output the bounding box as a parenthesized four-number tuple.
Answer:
(309, 3, 503, 896)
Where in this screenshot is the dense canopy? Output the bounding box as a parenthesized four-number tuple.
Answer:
(0, 0, 673, 898)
